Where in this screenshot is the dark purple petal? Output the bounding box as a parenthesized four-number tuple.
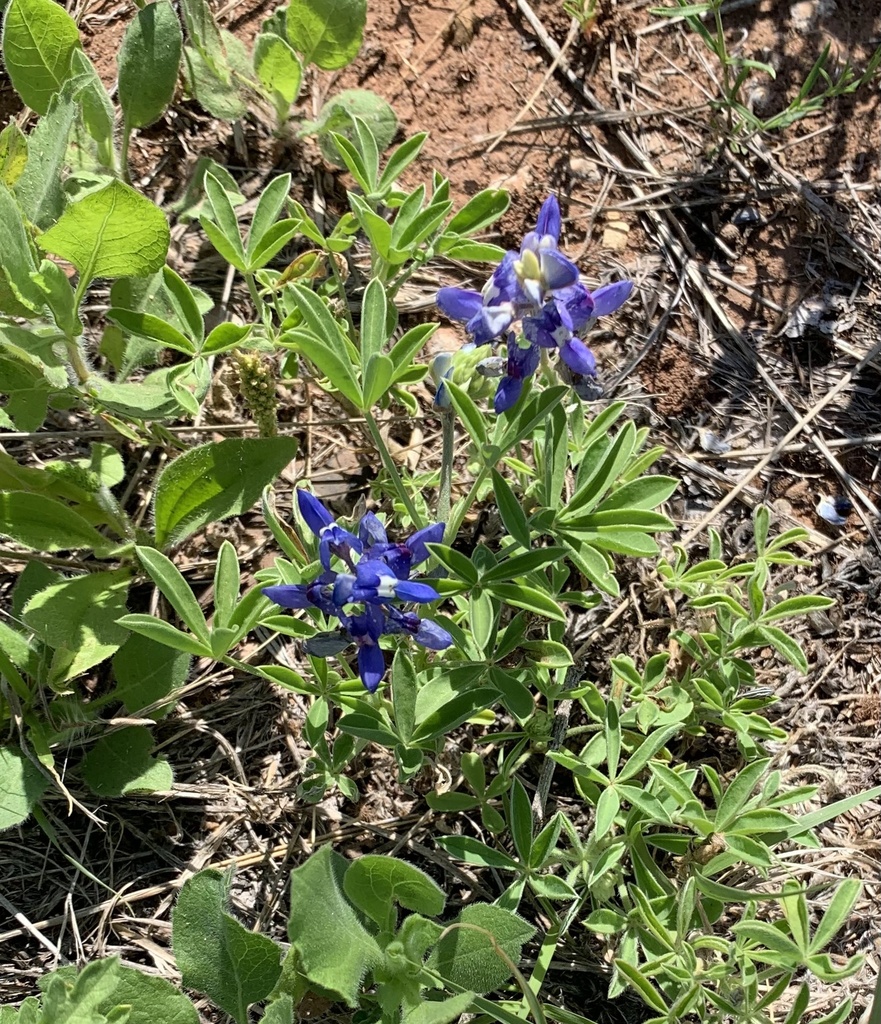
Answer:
(297, 490, 333, 536)
(406, 523, 445, 566)
(394, 580, 441, 603)
(494, 375, 524, 413)
(261, 584, 312, 609)
(358, 644, 386, 692)
(540, 249, 579, 291)
(437, 287, 483, 322)
(381, 544, 412, 581)
(535, 195, 561, 242)
(508, 339, 540, 379)
(483, 252, 520, 304)
(434, 380, 451, 408)
(358, 511, 388, 550)
(560, 284, 595, 331)
(523, 305, 569, 348)
(559, 337, 597, 376)
(590, 280, 633, 317)
(413, 617, 453, 650)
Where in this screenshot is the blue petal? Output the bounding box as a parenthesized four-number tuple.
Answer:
(261, 584, 311, 609)
(494, 375, 524, 413)
(437, 287, 483, 322)
(394, 580, 440, 603)
(523, 308, 560, 348)
(414, 617, 454, 650)
(434, 380, 451, 408)
(483, 252, 520, 303)
(297, 490, 333, 536)
(406, 523, 445, 566)
(332, 573, 356, 607)
(535, 195, 561, 242)
(559, 337, 597, 376)
(358, 644, 385, 692)
(540, 249, 579, 291)
(358, 511, 388, 549)
(508, 339, 540, 379)
(471, 303, 514, 344)
(591, 280, 633, 317)
(561, 284, 595, 330)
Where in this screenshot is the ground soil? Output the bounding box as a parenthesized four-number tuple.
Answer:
(1, 0, 881, 1021)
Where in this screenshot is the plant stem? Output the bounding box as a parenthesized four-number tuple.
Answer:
(437, 407, 455, 526)
(120, 123, 133, 185)
(363, 410, 423, 526)
(244, 272, 269, 325)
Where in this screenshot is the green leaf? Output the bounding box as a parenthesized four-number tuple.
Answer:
(152, 437, 298, 548)
(0, 746, 48, 830)
(23, 569, 131, 688)
(810, 878, 861, 955)
(1, 0, 81, 114)
(202, 321, 250, 354)
(593, 785, 620, 840)
(254, 33, 302, 116)
(481, 546, 568, 583)
(447, 189, 510, 235)
(715, 759, 769, 830)
(38, 181, 170, 285)
(106, 308, 196, 355)
(491, 469, 530, 548)
(81, 725, 173, 796)
(378, 131, 427, 191)
(344, 855, 445, 929)
(362, 352, 394, 409)
(436, 835, 517, 870)
(411, 687, 497, 743)
(113, 633, 190, 720)
(286, 0, 366, 70)
(0, 182, 45, 317)
(403, 992, 475, 1024)
(182, 31, 251, 121)
(0, 122, 29, 188)
(733, 920, 803, 960)
(761, 594, 836, 623)
(360, 277, 388, 364)
(391, 647, 417, 745)
(201, 168, 246, 266)
(118, 1, 183, 128)
(135, 546, 209, 641)
(486, 582, 565, 622)
(173, 868, 283, 1024)
(427, 903, 534, 995)
(445, 380, 488, 446)
(614, 960, 668, 1014)
(0, 491, 118, 554)
(116, 614, 212, 658)
(69, 49, 115, 168)
(425, 543, 478, 585)
(14, 84, 77, 229)
(287, 846, 383, 1007)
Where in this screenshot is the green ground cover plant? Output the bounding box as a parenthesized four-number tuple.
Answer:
(0, 0, 879, 1022)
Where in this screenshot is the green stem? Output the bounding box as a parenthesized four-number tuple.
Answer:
(120, 123, 133, 185)
(244, 271, 269, 325)
(437, 407, 455, 526)
(363, 410, 423, 526)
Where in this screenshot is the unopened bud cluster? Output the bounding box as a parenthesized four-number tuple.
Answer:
(234, 352, 279, 437)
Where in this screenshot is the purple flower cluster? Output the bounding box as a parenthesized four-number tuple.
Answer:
(436, 196, 632, 412)
(262, 491, 452, 692)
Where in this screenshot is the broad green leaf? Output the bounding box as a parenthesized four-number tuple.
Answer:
(427, 903, 534, 994)
(118, 1, 182, 128)
(69, 50, 115, 168)
(1, 0, 81, 114)
(182, 31, 250, 121)
(152, 437, 298, 548)
(288, 846, 383, 1007)
(402, 992, 475, 1024)
(38, 957, 199, 1024)
(593, 785, 620, 840)
(599, 475, 679, 511)
(23, 569, 131, 688)
(0, 353, 53, 431)
(81, 725, 173, 796)
(344, 855, 445, 929)
(173, 869, 283, 1024)
(262, 995, 294, 1024)
(360, 276, 388, 364)
(361, 352, 393, 409)
(0, 122, 28, 188)
(286, 0, 366, 69)
(113, 632, 190, 719)
(0, 746, 48, 830)
(0, 491, 119, 554)
(254, 33, 302, 117)
(31, 257, 78, 334)
(312, 89, 396, 165)
(14, 85, 77, 229)
(0, 182, 44, 317)
(38, 181, 170, 285)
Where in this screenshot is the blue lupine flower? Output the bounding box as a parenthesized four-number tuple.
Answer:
(435, 194, 633, 410)
(495, 335, 540, 414)
(297, 490, 362, 570)
(263, 491, 452, 691)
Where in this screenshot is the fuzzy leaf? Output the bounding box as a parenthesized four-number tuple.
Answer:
(118, 1, 182, 128)
(1, 0, 81, 114)
(0, 746, 48, 830)
(81, 725, 173, 796)
(286, 0, 365, 69)
(38, 181, 170, 285)
(153, 437, 298, 548)
(173, 869, 282, 1024)
(344, 855, 445, 929)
